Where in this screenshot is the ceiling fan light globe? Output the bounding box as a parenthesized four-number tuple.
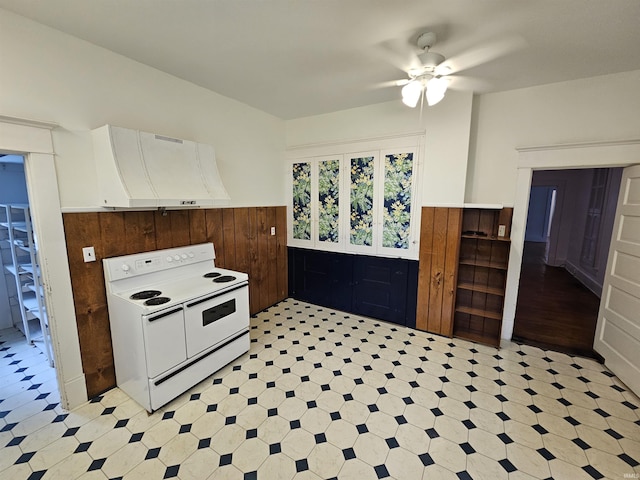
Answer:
(401, 80, 422, 108)
(426, 76, 448, 106)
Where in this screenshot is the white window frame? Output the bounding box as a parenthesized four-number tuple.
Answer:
(377, 147, 421, 258)
(345, 150, 381, 255)
(287, 134, 423, 260)
(316, 155, 345, 252)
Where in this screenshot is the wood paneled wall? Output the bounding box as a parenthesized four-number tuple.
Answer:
(63, 206, 287, 398)
(416, 207, 462, 336)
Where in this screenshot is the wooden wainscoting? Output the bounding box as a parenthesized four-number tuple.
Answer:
(63, 206, 287, 398)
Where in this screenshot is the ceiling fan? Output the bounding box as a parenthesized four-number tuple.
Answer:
(399, 31, 450, 107)
(393, 30, 526, 108)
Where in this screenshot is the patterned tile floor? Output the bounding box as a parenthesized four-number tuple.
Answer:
(1, 299, 640, 479)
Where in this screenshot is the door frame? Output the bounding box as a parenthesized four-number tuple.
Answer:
(502, 139, 640, 341)
(0, 116, 87, 409)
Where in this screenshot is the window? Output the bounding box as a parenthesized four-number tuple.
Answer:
(288, 137, 421, 259)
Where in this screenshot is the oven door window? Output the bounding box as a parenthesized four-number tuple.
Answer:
(202, 299, 236, 326)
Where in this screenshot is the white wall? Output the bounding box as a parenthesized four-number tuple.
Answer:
(0, 9, 286, 210)
(467, 70, 640, 205)
(286, 90, 474, 207)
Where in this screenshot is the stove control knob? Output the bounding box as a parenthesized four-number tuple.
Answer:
(173, 255, 180, 261)
(188, 252, 195, 258)
(166, 256, 173, 262)
(122, 264, 130, 272)
(181, 254, 188, 260)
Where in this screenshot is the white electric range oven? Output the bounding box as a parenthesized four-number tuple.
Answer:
(103, 242, 249, 412)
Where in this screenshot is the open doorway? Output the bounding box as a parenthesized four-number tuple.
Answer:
(512, 168, 623, 358)
(1, 155, 55, 362)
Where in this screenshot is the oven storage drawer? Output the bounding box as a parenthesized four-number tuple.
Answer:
(149, 330, 249, 411)
(142, 306, 187, 378)
(184, 283, 249, 358)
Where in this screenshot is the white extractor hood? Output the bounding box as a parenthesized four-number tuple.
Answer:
(92, 125, 230, 208)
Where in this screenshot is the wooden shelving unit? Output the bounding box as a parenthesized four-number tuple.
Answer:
(453, 207, 513, 348)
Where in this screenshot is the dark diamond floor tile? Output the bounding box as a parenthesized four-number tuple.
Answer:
(164, 465, 180, 478)
(499, 458, 517, 473)
(572, 437, 591, 450)
(74, 441, 92, 453)
(537, 447, 555, 460)
(374, 464, 390, 478)
(619, 453, 639, 467)
(15, 451, 36, 464)
(88, 458, 106, 471)
(460, 442, 475, 454)
(386, 437, 399, 449)
(295, 458, 309, 472)
(6, 435, 25, 447)
(146, 447, 161, 460)
(582, 465, 604, 479)
(343, 447, 356, 460)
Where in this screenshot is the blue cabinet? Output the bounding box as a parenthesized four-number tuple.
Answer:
(288, 247, 418, 328)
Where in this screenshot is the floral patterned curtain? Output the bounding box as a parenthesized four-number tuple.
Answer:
(350, 156, 374, 246)
(292, 162, 311, 240)
(382, 153, 413, 249)
(318, 159, 340, 242)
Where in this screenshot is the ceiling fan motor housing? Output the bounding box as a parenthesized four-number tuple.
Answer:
(418, 51, 445, 70)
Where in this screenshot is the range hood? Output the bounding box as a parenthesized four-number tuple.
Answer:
(92, 125, 230, 208)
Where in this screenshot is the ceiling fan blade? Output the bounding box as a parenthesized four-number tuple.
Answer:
(445, 75, 491, 92)
(435, 34, 527, 75)
(374, 37, 422, 74)
(369, 78, 411, 90)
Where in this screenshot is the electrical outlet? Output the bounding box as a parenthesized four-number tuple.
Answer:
(82, 246, 96, 262)
(270, 226, 276, 236)
(498, 225, 506, 237)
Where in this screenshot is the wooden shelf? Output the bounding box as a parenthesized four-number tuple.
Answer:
(453, 207, 513, 349)
(457, 282, 505, 296)
(454, 329, 501, 348)
(455, 305, 502, 321)
(459, 258, 508, 270)
(461, 234, 511, 242)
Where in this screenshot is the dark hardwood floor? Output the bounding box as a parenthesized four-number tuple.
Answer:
(513, 242, 602, 359)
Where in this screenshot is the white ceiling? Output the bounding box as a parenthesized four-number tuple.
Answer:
(2, 0, 640, 120)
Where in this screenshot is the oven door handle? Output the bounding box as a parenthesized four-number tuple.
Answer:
(147, 306, 183, 322)
(185, 282, 248, 308)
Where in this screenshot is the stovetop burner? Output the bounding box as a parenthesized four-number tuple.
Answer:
(144, 297, 171, 306)
(130, 290, 162, 300)
(203, 272, 222, 278)
(213, 275, 236, 283)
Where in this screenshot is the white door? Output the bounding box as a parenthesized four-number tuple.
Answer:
(594, 164, 640, 396)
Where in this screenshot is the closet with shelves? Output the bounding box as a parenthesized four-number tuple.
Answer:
(0, 203, 53, 365)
